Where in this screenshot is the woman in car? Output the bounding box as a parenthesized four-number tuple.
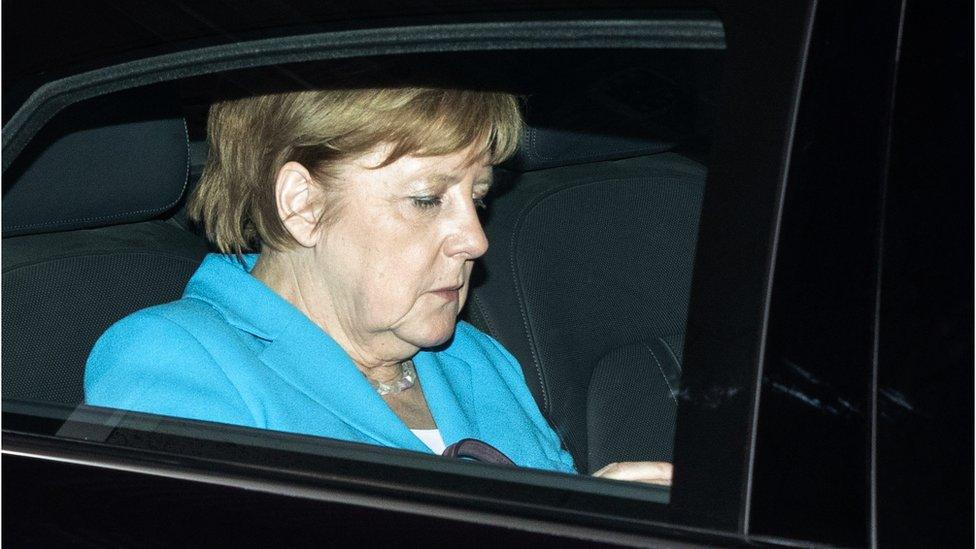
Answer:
(85, 86, 671, 484)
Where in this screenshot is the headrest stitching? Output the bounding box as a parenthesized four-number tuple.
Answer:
(3, 118, 192, 233)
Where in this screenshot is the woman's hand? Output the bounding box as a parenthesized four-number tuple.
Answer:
(592, 461, 672, 486)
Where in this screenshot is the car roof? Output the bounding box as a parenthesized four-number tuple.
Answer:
(1, 1, 718, 115)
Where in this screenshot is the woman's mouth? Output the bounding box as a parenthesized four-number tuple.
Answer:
(431, 285, 462, 301)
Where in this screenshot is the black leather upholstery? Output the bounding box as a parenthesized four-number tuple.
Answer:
(509, 126, 674, 172)
(1, 90, 207, 406)
(2, 224, 207, 405)
(587, 336, 683, 470)
(469, 149, 705, 472)
(2, 89, 189, 237)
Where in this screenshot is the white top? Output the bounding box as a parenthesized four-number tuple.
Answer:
(410, 428, 447, 454)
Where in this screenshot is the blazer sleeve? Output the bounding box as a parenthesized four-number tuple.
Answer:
(85, 310, 257, 428)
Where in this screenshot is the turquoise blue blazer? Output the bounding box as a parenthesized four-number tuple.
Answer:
(85, 254, 576, 473)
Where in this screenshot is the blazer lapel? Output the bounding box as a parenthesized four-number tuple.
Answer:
(258, 317, 430, 453)
(413, 349, 480, 445)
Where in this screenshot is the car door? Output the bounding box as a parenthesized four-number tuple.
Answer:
(3, 1, 970, 547)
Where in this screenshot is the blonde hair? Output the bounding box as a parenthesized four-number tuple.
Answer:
(188, 88, 523, 254)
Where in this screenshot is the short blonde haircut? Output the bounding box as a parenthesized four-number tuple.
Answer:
(188, 88, 523, 254)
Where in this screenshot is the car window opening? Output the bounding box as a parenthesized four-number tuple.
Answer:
(2, 46, 723, 508)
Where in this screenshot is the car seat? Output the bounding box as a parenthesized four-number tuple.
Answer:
(2, 89, 208, 407)
(466, 125, 705, 473)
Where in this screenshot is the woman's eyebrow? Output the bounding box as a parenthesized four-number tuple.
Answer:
(428, 174, 460, 186)
(428, 173, 494, 188)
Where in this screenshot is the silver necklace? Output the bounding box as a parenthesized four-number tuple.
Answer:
(367, 360, 416, 395)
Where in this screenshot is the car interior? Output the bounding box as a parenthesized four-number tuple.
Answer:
(1, 48, 722, 475)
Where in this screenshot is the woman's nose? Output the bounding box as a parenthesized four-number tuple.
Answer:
(445, 199, 489, 259)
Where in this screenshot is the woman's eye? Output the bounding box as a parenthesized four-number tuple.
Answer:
(411, 196, 442, 209)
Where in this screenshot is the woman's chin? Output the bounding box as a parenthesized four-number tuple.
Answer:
(401, 320, 457, 349)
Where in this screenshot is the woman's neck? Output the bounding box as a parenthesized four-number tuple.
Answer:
(250, 250, 415, 383)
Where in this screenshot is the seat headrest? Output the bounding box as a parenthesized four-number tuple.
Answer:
(509, 126, 674, 172)
(2, 89, 189, 237)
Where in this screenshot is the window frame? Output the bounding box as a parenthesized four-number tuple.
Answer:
(745, 1, 907, 546)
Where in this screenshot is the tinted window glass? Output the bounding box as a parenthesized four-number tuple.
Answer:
(1, 8, 831, 540)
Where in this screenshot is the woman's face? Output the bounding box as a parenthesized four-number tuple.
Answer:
(309, 144, 491, 360)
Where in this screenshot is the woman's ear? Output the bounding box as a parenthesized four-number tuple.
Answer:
(274, 161, 323, 247)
